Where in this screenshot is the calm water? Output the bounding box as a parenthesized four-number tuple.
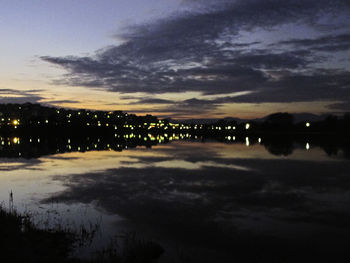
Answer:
(1, 136, 350, 262)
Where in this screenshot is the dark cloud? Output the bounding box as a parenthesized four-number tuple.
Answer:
(328, 101, 350, 111)
(0, 96, 43, 104)
(231, 50, 313, 69)
(278, 33, 350, 52)
(231, 70, 350, 103)
(42, 148, 350, 261)
(0, 89, 43, 96)
(128, 98, 173, 105)
(0, 89, 80, 107)
(128, 68, 350, 113)
(44, 99, 80, 104)
(41, 0, 350, 115)
(127, 97, 224, 117)
(125, 68, 350, 116)
(0, 89, 45, 104)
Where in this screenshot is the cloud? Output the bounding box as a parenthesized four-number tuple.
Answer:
(44, 99, 80, 104)
(41, 0, 350, 116)
(0, 96, 43, 104)
(230, 69, 350, 103)
(328, 101, 350, 111)
(278, 33, 350, 53)
(42, 149, 350, 261)
(0, 89, 43, 96)
(128, 98, 173, 105)
(0, 89, 44, 104)
(230, 51, 313, 69)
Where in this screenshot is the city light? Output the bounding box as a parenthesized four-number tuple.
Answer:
(306, 143, 310, 150)
(245, 123, 250, 130)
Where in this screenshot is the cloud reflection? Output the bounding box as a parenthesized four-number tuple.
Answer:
(41, 142, 350, 261)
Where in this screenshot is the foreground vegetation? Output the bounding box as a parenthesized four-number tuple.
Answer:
(0, 206, 164, 263)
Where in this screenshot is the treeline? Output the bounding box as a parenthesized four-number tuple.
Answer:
(0, 103, 349, 135)
(201, 112, 350, 134)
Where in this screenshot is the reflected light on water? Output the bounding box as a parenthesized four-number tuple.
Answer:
(306, 143, 310, 150)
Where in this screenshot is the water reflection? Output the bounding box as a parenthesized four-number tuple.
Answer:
(0, 133, 349, 159)
(38, 142, 350, 262)
(306, 142, 310, 150)
(0, 135, 350, 262)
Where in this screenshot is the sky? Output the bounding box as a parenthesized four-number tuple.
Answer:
(1, 0, 350, 119)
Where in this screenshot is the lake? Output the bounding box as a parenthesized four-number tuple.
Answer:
(1, 135, 350, 262)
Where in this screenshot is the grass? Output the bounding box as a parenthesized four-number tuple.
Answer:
(0, 205, 75, 262)
(0, 205, 164, 263)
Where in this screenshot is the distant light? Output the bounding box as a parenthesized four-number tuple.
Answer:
(306, 143, 310, 150)
(12, 120, 19, 126)
(13, 137, 19, 144)
(245, 137, 250, 146)
(245, 123, 250, 130)
(258, 138, 262, 144)
(306, 122, 310, 127)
